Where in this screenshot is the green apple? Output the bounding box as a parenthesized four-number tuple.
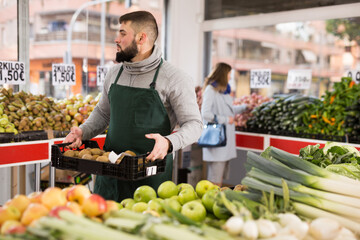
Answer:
(133, 185, 157, 203)
(177, 183, 194, 193)
(212, 202, 231, 220)
(195, 180, 215, 198)
(147, 198, 165, 215)
(178, 188, 198, 205)
(131, 202, 148, 213)
(157, 181, 178, 199)
(201, 189, 219, 213)
(181, 200, 206, 222)
(163, 198, 182, 217)
(120, 198, 135, 210)
(170, 195, 179, 202)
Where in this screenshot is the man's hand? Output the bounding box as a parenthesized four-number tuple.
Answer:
(63, 127, 83, 149)
(228, 116, 234, 125)
(145, 133, 170, 161)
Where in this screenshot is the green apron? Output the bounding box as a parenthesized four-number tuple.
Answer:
(94, 59, 173, 202)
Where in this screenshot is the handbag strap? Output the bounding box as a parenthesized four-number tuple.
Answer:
(213, 115, 218, 123)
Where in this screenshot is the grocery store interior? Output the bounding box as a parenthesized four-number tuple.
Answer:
(1, 0, 360, 239)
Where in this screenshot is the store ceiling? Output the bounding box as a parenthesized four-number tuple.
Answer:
(205, 0, 360, 20)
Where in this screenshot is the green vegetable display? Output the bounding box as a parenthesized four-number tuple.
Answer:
(246, 94, 318, 134)
(299, 142, 360, 180)
(296, 77, 360, 136)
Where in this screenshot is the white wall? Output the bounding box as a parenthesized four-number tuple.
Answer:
(166, 0, 204, 87)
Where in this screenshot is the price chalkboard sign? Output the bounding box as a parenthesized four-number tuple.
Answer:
(250, 69, 271, 89)
(346, 70, 360, 82)
(0, 61, 25, 85)
(97, 66, 109, 86)
(52, 64, 76, 86)
(287, 69, 312, 89)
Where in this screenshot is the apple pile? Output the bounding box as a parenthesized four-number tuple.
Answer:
(119, 180, 230, 223)
(233, 93, 271, 128)
(56, 93, 100, 128)
(0, 185, 121, 235)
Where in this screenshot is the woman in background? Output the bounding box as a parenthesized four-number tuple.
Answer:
(201, 62, 247, 186)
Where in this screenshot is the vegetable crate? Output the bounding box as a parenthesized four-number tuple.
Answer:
(51, 140, 166, 181)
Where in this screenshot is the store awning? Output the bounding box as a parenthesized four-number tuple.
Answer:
(302, 50, 317, 63)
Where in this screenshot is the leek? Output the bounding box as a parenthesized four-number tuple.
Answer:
(293, 202, 360, 235)
(241, 176, 360, 220)
(269, 147, 360, 184)
(247, 151, 360, 198)
(247, 167, 360, 209)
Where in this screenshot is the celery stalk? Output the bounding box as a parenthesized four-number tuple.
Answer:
(247, 151, 360, 198)
(248, 167, 360, 209)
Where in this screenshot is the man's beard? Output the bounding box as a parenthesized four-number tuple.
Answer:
(115, 40, 138, 63)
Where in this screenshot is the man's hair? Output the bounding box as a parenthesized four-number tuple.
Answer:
(119, 11, 158, 44)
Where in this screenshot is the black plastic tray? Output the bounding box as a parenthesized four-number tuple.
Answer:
(51, 140, 166, 181)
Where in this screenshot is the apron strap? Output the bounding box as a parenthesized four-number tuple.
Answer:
(114, 59, 162, 88)
(149, 58, 163, 89)
(114, 65, 124, 85)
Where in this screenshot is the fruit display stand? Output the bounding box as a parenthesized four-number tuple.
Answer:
(0, 134, 106, 192)
(235, 131, 360, 153)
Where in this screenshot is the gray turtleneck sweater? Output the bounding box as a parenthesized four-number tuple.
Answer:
(80, 45, 203, 152)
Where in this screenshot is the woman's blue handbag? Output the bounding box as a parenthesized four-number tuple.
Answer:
(198, 115, 227, 147)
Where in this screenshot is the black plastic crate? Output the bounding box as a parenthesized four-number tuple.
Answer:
(0, 133, 15, 143)
(51, 140, 166, 181)
(18, 130, 48, 142)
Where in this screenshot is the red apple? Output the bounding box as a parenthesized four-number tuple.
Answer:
(66, 202, 83, 216)
(21, 203, 48, 226)
(27, 192, 43, 204)
(106, 200, 121, 213)
(0, 220, 24, 235)
(67, 185, 91, 205)
(0, 206, 21, 225)
(5, 194, 31, 214)
(41, 187, 67, 210)
(82, 194, 107, 217)
(48, 206, 73, 219)
(78, 106, 88, 115)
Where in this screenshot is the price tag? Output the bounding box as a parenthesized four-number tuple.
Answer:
(346, 69, 360, 82)
(97, 66, 109, 86)
(52, 64, 76, 86)
(0, 61, 25, 85)
(287, 69, 312, 89)
(250, 69, 271, 88)
(146, 166, 157, 176)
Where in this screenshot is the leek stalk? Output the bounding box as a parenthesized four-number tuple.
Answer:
(247, 151, 360, 198)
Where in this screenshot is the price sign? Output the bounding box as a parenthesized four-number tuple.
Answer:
(287, 69, 312, 89)
(146, 166, 157, 176)
(250, 69, 271, 88)
(97, 66, 109, 86)
(346, 69, 360, 82)
(52, 64, 76, 86)
(0, 61, 25, 85)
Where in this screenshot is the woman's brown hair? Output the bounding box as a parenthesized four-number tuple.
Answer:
(203, 62, 231, 92)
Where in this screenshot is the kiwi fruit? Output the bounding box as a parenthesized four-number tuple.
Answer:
(103, 152, 110, 157)
(79, 149, 91, 158)
(73, 151, 80, 157)
(90, 148, 102, 156)
(81, 154, 93, 160)
(96, 156, 109, 163)
(63, 150, 75, 157)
